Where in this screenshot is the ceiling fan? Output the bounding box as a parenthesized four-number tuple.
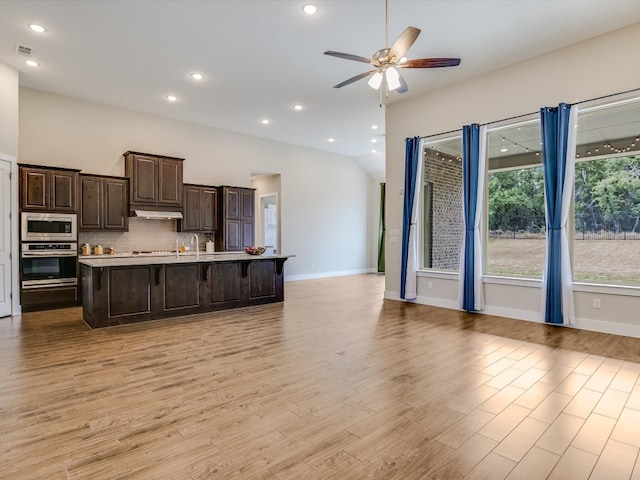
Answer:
(324, 0, 460, 98)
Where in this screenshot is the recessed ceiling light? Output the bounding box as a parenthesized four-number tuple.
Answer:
(372, 125, 378, 130)
(302, 4, 317, 15)
(166, 95, 177, 102)
(293, 104, 303, 111)
(371, 149, 377, 153)
(371, 139, 377, 143)
(328, 138, 335, 143)
(261, 119, 270, 125)
(29, 24, 46, 33)
(25, 59, 39, 67)
(190, 73, 203, 80)
(500, 147, 508, 153)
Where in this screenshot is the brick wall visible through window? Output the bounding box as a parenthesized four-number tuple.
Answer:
(423, 149, 463, 270)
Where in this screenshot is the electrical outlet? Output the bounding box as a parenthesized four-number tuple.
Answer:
(593, 298, 601, 309)
(310, 263, 314, 270)
(428, 281, 433, 289)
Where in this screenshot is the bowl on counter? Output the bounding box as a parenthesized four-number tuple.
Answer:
(245, 246, 266, 256)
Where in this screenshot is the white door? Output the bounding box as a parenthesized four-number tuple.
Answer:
(0, 159, 12, 317)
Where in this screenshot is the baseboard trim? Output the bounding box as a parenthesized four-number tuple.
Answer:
(286, 268, 375, 282)
(386, 292, 640, 338)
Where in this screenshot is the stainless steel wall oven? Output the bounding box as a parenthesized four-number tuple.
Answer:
(21, 242, 78, 289)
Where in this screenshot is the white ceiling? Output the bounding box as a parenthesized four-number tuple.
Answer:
(2, 1, 640, 180)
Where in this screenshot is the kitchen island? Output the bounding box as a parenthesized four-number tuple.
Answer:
(79, 253, 291, 328)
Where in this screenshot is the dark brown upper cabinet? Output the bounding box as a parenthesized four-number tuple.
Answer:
(179, 184, 218, 232)
(215, 186, 255, 251)
(124, 151, 183, 212)
(79, 174, 129, 231)
(19, 165, 79, 213)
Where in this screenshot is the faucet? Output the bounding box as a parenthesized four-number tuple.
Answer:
(191, 233, 200, 259)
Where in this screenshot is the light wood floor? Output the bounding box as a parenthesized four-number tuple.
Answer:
(3, 274, 640, 479)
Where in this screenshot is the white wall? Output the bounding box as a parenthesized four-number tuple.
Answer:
(18, 88, 374, 279)
(0, 63, 18, 157)
(385, 22, 640, 337)
(0, 63, 20, 315)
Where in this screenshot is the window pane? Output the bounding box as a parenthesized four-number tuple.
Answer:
(574, 98, 640, 285)
(422, 136, 463, 271)
(487, 119, 545, 278)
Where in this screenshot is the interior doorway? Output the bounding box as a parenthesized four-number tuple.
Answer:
(259, 193, 278, 253)
(251, 173, 281, 255)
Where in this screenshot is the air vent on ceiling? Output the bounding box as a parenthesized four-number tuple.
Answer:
(16, 44, 32, 57)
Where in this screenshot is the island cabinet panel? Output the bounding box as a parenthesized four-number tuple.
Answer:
(109, 267, 153, 317)
(81, 257, 289, 328)
(203, 262, 243, 308)
(19, 165, 79, 213)
(249, 260, 276, 300)
(164, 264, 200, 311)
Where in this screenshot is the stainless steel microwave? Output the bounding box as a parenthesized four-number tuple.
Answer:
(21, 212, 77, 242)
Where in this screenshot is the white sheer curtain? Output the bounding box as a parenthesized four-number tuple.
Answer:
(403, 138, 424, 300)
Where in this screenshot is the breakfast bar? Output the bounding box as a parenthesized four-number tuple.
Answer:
(80, 253, 291, 328)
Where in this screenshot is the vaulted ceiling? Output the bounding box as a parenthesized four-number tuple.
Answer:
(2, 1, 640, 179)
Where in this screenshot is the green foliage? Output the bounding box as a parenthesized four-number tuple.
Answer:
(575, 156, 640, 233)
(488, 167, 545, 232)
(488, 155, 640, 234)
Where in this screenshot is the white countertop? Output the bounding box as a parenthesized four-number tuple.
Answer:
(79, 252, 293, 267)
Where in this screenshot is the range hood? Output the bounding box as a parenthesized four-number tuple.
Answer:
(133, 210, 183, 220)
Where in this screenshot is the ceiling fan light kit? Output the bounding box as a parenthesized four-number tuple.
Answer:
(324, 0, 461, 99)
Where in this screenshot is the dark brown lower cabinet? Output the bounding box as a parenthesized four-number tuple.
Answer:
(164, 264, 200, 312)
(81, 257, 288, 328)
(21, 286, 78, 312)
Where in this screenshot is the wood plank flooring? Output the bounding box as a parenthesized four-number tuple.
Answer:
(3, 274, 640, 479)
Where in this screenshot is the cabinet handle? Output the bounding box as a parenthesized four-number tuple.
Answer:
(97, 267, 104, 291)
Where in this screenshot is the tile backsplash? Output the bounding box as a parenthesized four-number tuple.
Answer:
(79, 218, 213, 253)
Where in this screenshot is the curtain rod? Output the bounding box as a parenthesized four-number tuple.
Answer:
(418, 86, 640, 141)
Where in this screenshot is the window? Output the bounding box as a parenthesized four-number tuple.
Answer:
(486, 119, 545, 278)
(421, 135, 463, 271)
(573, 98, 640, 285)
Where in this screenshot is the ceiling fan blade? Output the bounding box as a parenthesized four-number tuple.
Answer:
(333, 70, 377, 88)
(396, 73, 408, 94)
(398, 58, 461, 68)
(388, 26, 421, 61)
(324, 51, 372, 64)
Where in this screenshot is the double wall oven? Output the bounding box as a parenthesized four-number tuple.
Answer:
(20, 212, 78, 291)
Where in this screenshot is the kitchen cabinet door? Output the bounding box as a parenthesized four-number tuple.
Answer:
(103, 177, 128, 230)
(79, 175, 128, 231)
(158, 157, 182, 205)
(181, 185, 202, 231)
(201, 187, 218, 232)
(79, 175, 103, 229)
(20, 165, 79, 212)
